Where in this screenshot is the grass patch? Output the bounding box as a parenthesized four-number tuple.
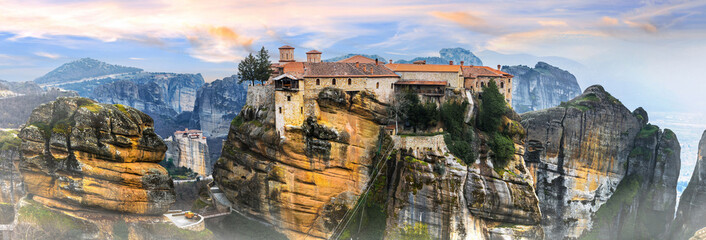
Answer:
(637, 124, 659, 139)
(663, 129, 676, 140)
(404, 156, 428, 166)
(81, 103, 102, 113)
(114, 104, 130, 116)
(18, 199, 96, 238)
(231, 115, 244, 127)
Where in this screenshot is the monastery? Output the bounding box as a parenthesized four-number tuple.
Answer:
(269, 46, 513, 134)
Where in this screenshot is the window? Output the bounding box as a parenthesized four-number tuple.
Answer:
(316, 79, 320, 85)
(332, 79, 336, 85)
(301, 107, 303, 113)
(348, 78, 352, 85)
(376, 82, 379, 89)
(279, 107, 282, 113)
(287, 96, 291, 101)
(500, 82, 504, 88)
(391, 83, 394, 89)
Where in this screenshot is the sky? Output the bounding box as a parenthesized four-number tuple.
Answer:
(1, 0, 706, 114)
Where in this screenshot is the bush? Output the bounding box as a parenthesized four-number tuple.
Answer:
(479, 79, 506, 132)
(440, 100, 476, 165)
(402, 90, 439, 132)
(489, 132, 515, 169)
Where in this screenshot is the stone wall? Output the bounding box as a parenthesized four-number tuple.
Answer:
(466, 76, 513, 104)
(275, 90, 305, 136)
(398, 71, 463, 89)
(246, 85, 274, 109)
(365, 77, 397, 103)
(392, 134, 446, 158)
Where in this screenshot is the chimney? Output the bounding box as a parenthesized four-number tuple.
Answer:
(449, 61, 453, 65)
(460, 61, 464, 66)
(497, 64, 501, 70)
(371, 67, 374, 74)
(375, 58, 379, 66)
(356, 62, 359, 68)
(413, 60, 426, 65)
(389, 60, 393, 64)
(363, 65, 367, 72)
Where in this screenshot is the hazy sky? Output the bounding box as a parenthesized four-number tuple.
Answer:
(1, 0, 706, 113)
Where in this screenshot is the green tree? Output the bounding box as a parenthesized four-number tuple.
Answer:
(238, 46, 273, 86)
(479, 79, 506, 132)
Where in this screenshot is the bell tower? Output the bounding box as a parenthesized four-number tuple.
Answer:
(279, 45, 295, 63)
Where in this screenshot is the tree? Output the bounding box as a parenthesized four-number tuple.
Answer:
(479, 79, 506, 132)
(238, 46, 273, 86)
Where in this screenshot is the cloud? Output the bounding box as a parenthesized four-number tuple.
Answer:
(538, 20, 568, 27)
(33, 51, 62, 59)
(624, 20, 658, 33)
(129, 57, 144, 60)
(601, 16, 619, 26)
(430, 11, 506, 36)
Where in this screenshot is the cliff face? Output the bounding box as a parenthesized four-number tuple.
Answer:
(215, 87, 544, 239)
(0, 130, 24, 204)
(522, 85, 680, 239)
(18, 97, 175, 215)
(164, 130, 210, 176)
(670, 131, 706, 240)
(213, 88, 387, 239)
(384, 129, 542, 239)
(190, 75, 248, 138)
(504, 62, 581, 113)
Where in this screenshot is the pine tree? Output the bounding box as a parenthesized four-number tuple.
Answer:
(237, 46, 273, 86)
(479, 79, 506, 132)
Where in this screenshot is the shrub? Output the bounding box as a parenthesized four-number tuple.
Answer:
(440, 100, 476, 165)
(489, 132, 515, 169)
(398, 223, 433, 240)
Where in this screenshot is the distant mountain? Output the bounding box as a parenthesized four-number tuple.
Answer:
(0, 80, 43, 95)
(503, 62, 581, 113)
(324, 54, 387, 63)
(34, 58, 142, 84)
(396, 48, 482, 66)
(0, 88, 78, 128)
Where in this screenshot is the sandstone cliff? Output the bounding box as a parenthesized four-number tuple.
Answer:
(18, 97, 175, 215)
(504, 62, 581, 113)
(214, 88, 387, 239)
(215, 87, 543, 239)
(670, 130, 706, 240)
(522, 85, 680, 239)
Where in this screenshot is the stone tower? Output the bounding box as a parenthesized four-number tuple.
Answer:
(306, 50, 322, 63)
(279, 45, 295, 63)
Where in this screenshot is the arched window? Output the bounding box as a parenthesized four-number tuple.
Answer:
(348, 78, 352, 85)
(376, 82, 379, 89)
(481, 82, 486, 87)
(279, 107, 282, 113)
(332, 79, 336, 85)
(391, 83, 394, 89)
(500, 82, 504, 88)
(287, 96, 291, 101)
(316, 79, 320, 85)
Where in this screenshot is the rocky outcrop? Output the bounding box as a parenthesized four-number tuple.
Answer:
(190, 75, 247, 138)
(522, 85, 680, 239)
(504, 62, 581, 113)
(164, 129, 210, 176)
(18, 97, 175, 215)
(0, 88, 78, 128)
(213, 88, 387, 239)
(670, 131, 706, 240)
(0, 130, 24, 204)
(396, 47, 483, 66)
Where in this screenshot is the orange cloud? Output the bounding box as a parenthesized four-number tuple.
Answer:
(207, 26, 254, 47)
(538, 20, 568, 27)
(624, 20, 658, 33)
(601, 16, 619, 26)
(431, 11, 499, 35)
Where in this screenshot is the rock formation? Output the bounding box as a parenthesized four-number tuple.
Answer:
(164, 128, 210, 176)
(0, 88, 78, 128)
(214, 88, 387, 239)
(522, 85, 680, 239)
(396, 47, 483, 66)
(670, 130, 706, 240)
(17, 97, 175, 215)
(190, 75, 248, 139)
(504, 62, 581, 113)
(215, 87, 543, 239)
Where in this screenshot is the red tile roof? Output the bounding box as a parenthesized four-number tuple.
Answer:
(279, 45, 294, 49)
(394, 81, 448, 86)
(462, 66, 513, 78)
(279, 62, 398, 78)
(338, 55, 377, 64)
(307, 50, 322, 54)
(385, 63, 460, 72)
